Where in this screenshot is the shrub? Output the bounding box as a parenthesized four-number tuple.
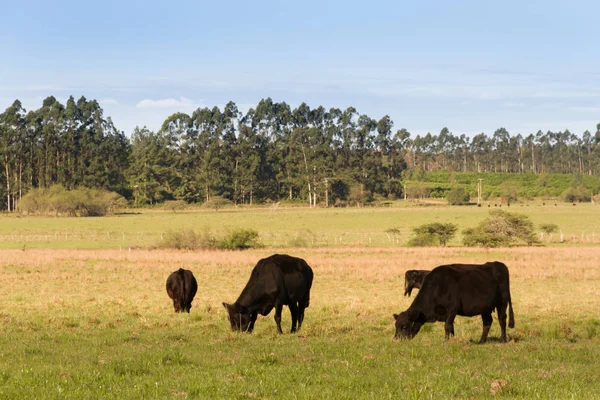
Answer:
(405, 184, 431, 200)
(462, 210, 540, 247)
(499, 182, 519, 204)
(20, 185, 123, 217)
(163, 200, 187, 213)
(217, 229, 261, 250)
(204, 196, 233, 211)
(446, 187, 470, 205)
(156, 228, 261, 250)
(158, 229, 217, 250)
(407, 223, 458, 247)
(539, 223, 559, 235)
(561, 186, 590, 203)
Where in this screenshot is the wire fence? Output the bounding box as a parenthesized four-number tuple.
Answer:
(1, 230, 599, 248)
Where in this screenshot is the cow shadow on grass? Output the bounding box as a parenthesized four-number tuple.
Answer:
(468, 336, 520, 344)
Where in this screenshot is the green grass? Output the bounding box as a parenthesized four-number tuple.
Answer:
(1, 247, 599, 398)
(1, 201, 599, 249)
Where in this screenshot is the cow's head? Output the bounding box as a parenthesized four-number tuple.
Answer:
(393, 309, 424, 339)
(222, 302, 252, 332)
(172, 298, 183, 312)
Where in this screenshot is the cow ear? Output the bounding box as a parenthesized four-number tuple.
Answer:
(393, 314, 399, 320)
(222, 302, 231, 311)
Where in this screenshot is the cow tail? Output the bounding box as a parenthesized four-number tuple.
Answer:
(179, 269, 186, 308)
(508, 298, 515, 328)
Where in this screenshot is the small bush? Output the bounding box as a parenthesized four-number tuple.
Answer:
(163, 200, 187, 213)
(407, 223, 458, 247)
(217, 229, 261, 250)
(539, 223, 559, 235)
(561, 186, 590, 203)
(446, 187, 470, 205)
(462, 210, 540, 247)
(204, 196, 233, 211)
(158, 229, 217, 250)
(20, 185, 123, 217)
(156, 228, 261, 250)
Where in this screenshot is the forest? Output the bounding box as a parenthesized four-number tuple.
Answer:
(1, 95, 599, 211)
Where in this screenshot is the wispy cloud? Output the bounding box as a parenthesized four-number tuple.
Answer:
(100, 98, 119, 106)
(136, 97, 202, 109)
(568, 106, 600, 113)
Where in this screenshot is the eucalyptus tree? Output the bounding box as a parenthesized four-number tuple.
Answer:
(0, 100, 26, 211)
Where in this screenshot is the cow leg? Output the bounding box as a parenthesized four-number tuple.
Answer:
(288, 303, 299, 333)
(247, 312, 257, 333)
(297, 305, 306, 331)
(444, 313, 456, 340)
(480, 313, 493, 343)
(497, 304, 508, 342)
(274, 303, 284, 334)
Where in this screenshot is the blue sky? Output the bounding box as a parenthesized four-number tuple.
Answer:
(1, 0, 599, 137)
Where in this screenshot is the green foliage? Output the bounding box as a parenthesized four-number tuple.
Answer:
(539, 223, 559, 234)
(162, 200, 187, 213)
(217, 229, 262, 250)
(20, 185, 124, 217)
(462, 210, 541, 247)
(156, 228, 261, 250)
(408, 222, 458, 247)
(203, 196, 233, 212)
(499, 181, 520, 203)
(156, 229, 217, 250)
(561, 186, 591, 203)
(446, 187, 471, 205)
(405, 183, 431, 200)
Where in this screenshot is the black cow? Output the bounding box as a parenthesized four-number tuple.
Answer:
(222, 254, 313, 334)
(394, 261, 515, 343)
(166, 268, 198, 313)
(404, 269, 430, 296)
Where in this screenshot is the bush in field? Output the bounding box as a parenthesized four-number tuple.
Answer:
(217, 229, 262, 250)
(204, 196, 232, 211)
(20, 185, 124, 216)
(561, 186, 590, 203)
(499, 181, 519, 204)
(408, 223, 458, 247)
(539, 223, 559, 235)
(163, 200, 187, 213)
(446, 187, 470, 205)
(156, 228, 261, 250)
(462, 210, 540, 247)
(157, 229, 217, 250)
(405, 184, 431, 200)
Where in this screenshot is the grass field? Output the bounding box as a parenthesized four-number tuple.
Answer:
(1, 201, 599, 249)
(1, 246, 599, 398)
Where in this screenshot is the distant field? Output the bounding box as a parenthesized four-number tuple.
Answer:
(1, 247, 599, 398)
(1, 201, 599, 249)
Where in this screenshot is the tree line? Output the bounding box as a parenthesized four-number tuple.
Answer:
(1, 96, 599, 211)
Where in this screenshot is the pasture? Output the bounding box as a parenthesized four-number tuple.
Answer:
(1, 247, 599, 399)
(1, 201, 599, 249)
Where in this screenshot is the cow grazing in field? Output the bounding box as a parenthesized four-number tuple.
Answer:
(394, 261, 515, 343)
(166, 268, 198, 313)
(404, 269, 430, 296)
(222, 254, 313, 334)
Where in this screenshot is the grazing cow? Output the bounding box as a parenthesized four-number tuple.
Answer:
(166, 268, 198, 313)
(394, 261, 515, 343)
(404, 269, 430, 297)
(222, 254, 313, 334)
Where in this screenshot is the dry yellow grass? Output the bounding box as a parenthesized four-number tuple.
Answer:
(1, 246, 598, 334)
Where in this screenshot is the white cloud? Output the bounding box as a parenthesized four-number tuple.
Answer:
(136, 97, 200, 109)
(568, 106, 600, 113)
(100, 98, 119, 106)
